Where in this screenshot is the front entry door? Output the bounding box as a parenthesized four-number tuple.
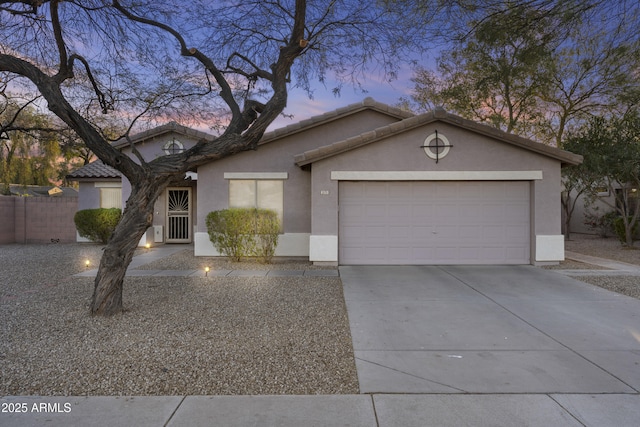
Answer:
(166, 188, 191, 243)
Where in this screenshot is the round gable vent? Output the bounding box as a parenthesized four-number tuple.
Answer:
(163, 138, 184, 155)
(422, 132, 451, 162)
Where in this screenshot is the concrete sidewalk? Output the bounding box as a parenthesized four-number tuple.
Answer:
(3, 250, 640, 426)
(2, 393, 640, 426)
(557, 251, 640, 276)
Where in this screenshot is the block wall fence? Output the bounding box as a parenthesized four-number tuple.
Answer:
(0, 196, 78, 244)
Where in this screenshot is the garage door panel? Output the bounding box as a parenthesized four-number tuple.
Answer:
(435, 225, 460, 239)
(482, 225, 505, 240)
(412, 225, 432, 239)
(339, 181, 530, 265)
(458, 225, 481, 240)
(388, 225, 411, 239)
(412, 205, 432, 218)
(389, 247, 410, 261)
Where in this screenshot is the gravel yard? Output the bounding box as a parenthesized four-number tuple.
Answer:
(2, 235, 639, 396)
(565, 233, 640, 266)
(553, 233, 640, 299)
(0, 244, 357, 396)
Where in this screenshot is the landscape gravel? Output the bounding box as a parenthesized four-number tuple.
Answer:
(0, 243, 358, 396)
(2, 235, 639, 397)
(135, 249, 334, 271)
(556, 233, 640, 300)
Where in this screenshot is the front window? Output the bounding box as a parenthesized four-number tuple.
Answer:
(229, 179, 284, 228)
(100, 188, 122, 209)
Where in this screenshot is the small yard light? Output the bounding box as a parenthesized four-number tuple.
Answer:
(145, 243, 151, 250)
(205, 266, 210, 277)
(85, 259, 90, 269)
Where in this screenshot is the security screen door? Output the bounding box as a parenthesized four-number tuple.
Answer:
(166, 188, 191, 243)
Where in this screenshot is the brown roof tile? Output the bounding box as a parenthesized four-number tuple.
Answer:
(66, 160, 121, 180)
(294, 108, 583, 167)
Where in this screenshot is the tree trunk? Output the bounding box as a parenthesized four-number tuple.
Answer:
(561, 193, 572, 240)
(90, 179, 163, 316)
(624, 220, 635, 247)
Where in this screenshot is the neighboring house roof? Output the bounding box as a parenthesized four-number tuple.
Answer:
(66, 160, 121, 180)
(8, 184, 78, 197)
(111, 121, 214, 149)
(259, 97, 413, 145)
(294, 107, 584, 167)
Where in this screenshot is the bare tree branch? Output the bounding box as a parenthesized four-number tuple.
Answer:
(111, 0, 241, 121)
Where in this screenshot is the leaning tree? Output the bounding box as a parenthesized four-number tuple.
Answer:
(0, 0, 434, 315)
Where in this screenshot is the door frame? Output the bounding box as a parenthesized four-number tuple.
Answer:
(165, 187, 192, 243)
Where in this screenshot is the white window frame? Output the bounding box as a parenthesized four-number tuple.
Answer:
(226, 174, 286, 230)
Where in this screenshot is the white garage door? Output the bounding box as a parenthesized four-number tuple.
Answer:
(339, 181, 530, 265)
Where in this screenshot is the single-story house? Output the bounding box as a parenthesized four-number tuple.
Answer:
(68, 98, 582, 265)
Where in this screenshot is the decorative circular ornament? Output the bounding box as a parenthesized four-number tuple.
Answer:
(423, 132, 451, 161)
(163, 139, 184, 155)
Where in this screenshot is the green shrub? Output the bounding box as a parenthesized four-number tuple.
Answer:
(253, 209, 280, 263)
(206, 208, 255, 261)
(74, 208, 122, 244)
(613, 216, 639, 244)
(206, 208, 280, 262)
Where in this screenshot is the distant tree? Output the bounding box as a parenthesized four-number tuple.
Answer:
(0, 102, 61, 192)
(567, 113, 640, 246)
(537, 2, 640, 146)
(408, 3, 560, 136)
(560, 134, 600, 240)
(0, 0, 436, 316)
(404, 0, 640, 146)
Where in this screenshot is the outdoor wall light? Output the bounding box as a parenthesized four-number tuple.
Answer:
(205, 266, 210, 277)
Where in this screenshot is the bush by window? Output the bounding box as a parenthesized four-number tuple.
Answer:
(206, 208, 280, 263)
(74, 208, 122, 244)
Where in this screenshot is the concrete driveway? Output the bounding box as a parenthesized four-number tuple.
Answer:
(340, 265, 640, 394)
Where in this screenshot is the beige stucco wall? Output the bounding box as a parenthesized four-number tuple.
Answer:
(119, 131, 200, 245)
(105, 108, 566, 263)
(307, 121, 563, 264)
(194, 109, 404, 255)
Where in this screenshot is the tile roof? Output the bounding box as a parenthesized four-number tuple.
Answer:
(66, 160, 121, 180)
(259, 97, 413, 145)
(111, 121, 214, 149)
(8, 184, 78, 197)
(294, 107, 583, 167)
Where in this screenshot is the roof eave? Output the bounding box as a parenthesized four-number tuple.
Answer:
(112, 121, 215, 149)
(295, 110, 584, 167)
(260, 97, 413, 146)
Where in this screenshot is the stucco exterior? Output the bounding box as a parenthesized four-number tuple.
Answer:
(69, 98, 581, 265)
(194, 101, 410, 256)
(302, 121, 564, 264)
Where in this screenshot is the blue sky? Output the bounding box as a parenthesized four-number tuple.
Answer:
(269, 61, 422, 130)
